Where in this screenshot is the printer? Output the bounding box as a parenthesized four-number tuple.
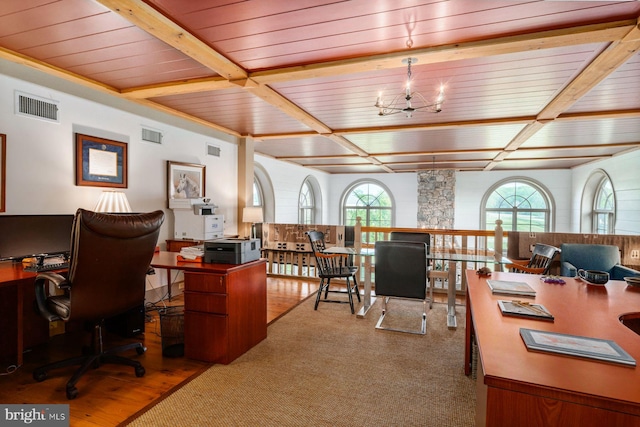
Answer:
(204, 238, 261, 264)
(170, 198, 223, 241)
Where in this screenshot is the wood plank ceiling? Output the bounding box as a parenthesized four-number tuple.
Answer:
(1, 0, 639, 173)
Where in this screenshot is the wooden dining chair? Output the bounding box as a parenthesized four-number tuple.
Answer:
(506, 243, 560, 275)
(306, 231, 360, 314)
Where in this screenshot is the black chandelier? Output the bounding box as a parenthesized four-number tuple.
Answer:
(375, 57, 444, 118)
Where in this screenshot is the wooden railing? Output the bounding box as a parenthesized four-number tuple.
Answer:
(261, 220, 508, 297)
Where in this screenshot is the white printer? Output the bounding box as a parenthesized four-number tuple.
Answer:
(169, 197, 223, 240)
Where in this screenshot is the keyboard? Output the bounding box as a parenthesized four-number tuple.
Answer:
(24, 262, 69, 272)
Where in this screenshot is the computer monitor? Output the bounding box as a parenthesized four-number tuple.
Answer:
(0, 215, 74, 261)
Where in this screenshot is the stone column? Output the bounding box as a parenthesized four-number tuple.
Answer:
(417, 169, 455, 229)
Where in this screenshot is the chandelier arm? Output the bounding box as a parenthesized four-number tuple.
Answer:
(410, 91, 443, 112)
(374, 57, 445, 116)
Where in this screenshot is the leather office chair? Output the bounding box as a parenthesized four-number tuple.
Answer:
(389, 231, 433, 308)
(306, 230, 360, 314)
(32, 208, 164, 399)
(505, 243, 560, 275)
(374, 240, 428, 335)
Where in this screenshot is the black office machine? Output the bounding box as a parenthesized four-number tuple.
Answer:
(204, 238, 261, 264)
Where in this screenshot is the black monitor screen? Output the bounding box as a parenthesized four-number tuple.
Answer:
(0, 215, 74, 261)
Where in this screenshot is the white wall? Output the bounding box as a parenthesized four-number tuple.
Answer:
(254, 155, 330, 224)
(571, 150, 640, 235)
(0, 74, 238, 242)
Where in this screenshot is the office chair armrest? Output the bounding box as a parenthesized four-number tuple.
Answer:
(34, 272, 69, 322)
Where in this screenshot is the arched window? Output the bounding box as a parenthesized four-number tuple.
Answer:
(253, 162, 275, 223)
(253, 178, 263, 208)
(482, 179, 552, 232)
(580, 170, 615, 234)
(298, 178, 315, 224)
(593, 177, 614, 234)
(342, 181, 393, 227)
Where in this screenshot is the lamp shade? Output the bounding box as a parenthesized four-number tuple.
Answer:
(242, 206, 263, 223)
(94, 190, 132, 213)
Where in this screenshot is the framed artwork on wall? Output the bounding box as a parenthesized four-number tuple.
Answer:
(167, 161, 206, 202)
(75, 133, 128, 188)
(0, 134, 5, 212)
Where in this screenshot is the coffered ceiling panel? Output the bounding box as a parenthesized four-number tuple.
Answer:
(1, 0, 639, 173)
(151, 89, 314, 136)
(345, 125, 527, 154)
(491, 158, 597, 171)
(521, 117, 640, 148)
(255, 136, 356, 158)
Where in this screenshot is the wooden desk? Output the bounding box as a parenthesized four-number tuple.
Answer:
(465, 271, 640, 426)
(165, 239, 203, 252)
(151, 252, 267, 364)
(0, 262, 50, 367)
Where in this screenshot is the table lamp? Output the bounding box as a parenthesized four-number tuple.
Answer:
(243, 206, 263, 239)
(94, 190, 132, 213)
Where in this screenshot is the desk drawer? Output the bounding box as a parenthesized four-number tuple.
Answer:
(184, 291, 227, 314)
(184, 272, 226, 293)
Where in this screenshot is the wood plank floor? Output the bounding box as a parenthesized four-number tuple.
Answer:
(0, 277, 319, 427)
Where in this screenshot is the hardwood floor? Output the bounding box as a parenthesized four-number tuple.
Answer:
(0, 277, 319, 427)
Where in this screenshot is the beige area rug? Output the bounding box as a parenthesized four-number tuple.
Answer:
(126, 297, 476, 427)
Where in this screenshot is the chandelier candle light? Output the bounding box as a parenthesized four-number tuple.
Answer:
(375, 58, 444, 118)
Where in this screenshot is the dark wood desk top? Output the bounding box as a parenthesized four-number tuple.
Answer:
(467, 271, 640, 413)
(0, 260, 47, 285)
(151, 251, 266, 273)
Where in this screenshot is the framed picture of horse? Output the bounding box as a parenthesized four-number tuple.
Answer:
(167, 161, 205, 202)
(75, 133, 128, 188)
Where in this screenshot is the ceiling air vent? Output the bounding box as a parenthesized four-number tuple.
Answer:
(141, 128, 163, 144)
(15, 91, 59, 123)
(207, 143, 221, 157)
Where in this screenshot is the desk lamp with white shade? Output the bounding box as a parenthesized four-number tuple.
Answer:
(243, 206, 263, 239)
(94, 190, 132, 213)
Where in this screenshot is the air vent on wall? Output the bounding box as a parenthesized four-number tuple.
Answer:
(15, 91, 59, 123)
(141, 128, 163, 144)
(207, 143, 221, 157)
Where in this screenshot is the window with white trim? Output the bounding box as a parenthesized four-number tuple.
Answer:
(483, 179, 551, 232)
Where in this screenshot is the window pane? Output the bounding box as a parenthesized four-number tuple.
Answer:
(596, 179, 613, 210)
(343, 182, 392, 227)
(484, 180, 550, 232)
(516, 211, 546, 232)
(253, 179, 262, 206)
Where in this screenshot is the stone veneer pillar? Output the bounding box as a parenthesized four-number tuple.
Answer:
(417, 170, 455, 229)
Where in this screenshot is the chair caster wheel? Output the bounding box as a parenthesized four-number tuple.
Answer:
(135, 366, 145, 377)
(66, 386, 78, 400)
(33, 370, 47, 382)
(136, 346, 146, 355)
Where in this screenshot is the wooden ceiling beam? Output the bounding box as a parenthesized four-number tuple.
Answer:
(242, 79, 332, 134)
(251, 20, 636, 84)
(278, 155, 361, 161)
(121, 77, 237, 99)
(324, 134, 370, 158)
(538, 20, 640, 120)
(0, 46, 240, 137)
(95, 0, 246, 80)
